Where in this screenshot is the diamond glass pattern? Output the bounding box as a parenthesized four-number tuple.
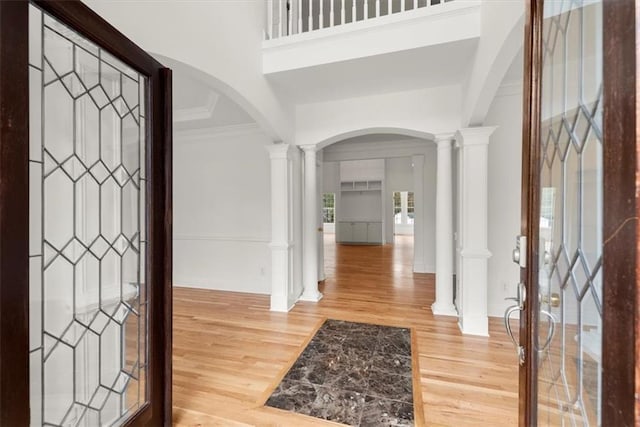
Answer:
(28, 4, 148, 426)
(538, 1, 603, 425)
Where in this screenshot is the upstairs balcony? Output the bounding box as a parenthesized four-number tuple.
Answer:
(262, 0, 481, 103)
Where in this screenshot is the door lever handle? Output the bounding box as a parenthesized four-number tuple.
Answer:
(503, 305, 520, 348)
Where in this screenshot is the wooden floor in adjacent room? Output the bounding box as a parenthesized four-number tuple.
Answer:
(172, 235, 519, 426)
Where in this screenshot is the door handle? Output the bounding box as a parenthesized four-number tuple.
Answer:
(503, 305, 520, 348)
(537, 309, 557, 355)
(504, 304, 525, 366)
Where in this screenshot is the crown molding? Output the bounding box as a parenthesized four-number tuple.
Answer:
(174, 92, 219, 123)
(175, 122, 263, 142)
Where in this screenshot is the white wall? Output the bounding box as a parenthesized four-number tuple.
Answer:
(173, 126, 272, 294)
(461, 0, 524, 126)
(82, 0, 294, 143)
(485, 84, 523, 318)
(296, 86, 461, 147)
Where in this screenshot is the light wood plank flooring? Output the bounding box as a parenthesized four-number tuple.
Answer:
(172, 235, 519, 426)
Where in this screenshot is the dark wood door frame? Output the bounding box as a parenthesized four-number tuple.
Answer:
(0, 1, 172, 425)
(520, 0, 639, 425)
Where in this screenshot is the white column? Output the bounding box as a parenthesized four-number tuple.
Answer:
(266, 143, 294, 312)
(455, 127, 496, 336)
(301, 145, 323, 301)
(412, 154, 427, 273)
(432, 135, 457, 316)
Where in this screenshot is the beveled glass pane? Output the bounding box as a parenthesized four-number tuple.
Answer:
(29, 257, 42, 351)
(29, 4, 149, 425)
(44, 80, 74, 163)
(29, 67, 42, 162)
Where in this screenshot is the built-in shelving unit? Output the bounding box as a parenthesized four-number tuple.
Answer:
(340, 180, 382, 192)
(338, 179, 383, 244)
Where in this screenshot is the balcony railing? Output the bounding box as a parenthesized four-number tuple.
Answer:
(265, 0, 455, 40)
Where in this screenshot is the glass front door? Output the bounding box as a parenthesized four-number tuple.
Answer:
(536, 1, 603, 424)
(25, 3, 164, 425)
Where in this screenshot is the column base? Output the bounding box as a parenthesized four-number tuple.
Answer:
(270, 295, 294, 312)
(431, 302, 458, 317)
(458, 315, 490, 337)
(299, 290, 323, 302)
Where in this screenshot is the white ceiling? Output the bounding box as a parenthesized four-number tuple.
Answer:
(173, 70, 255, 131)
(266, 38, 478, 104)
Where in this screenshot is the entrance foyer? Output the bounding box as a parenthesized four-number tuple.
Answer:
(172, 235, 518, 426)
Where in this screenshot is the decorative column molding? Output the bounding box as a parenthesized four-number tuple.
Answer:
(300, 145, 323, 302)
(432, 134, 457, 317)
(455, 126, 496, 336)
(266, 143, 295, 312)
(412, 154, 427, 273)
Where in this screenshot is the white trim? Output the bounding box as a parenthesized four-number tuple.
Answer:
(175, 123, 262, 141)
(431, 302, 458, 317)
(174, 92, 219, 123)
(173, 234, 270, 244)
(458, 316, 490, 337)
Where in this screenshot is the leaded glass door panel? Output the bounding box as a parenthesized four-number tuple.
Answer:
(0, 1, 172, 425)
(517, 0, 609, 425)
(537, 1, 602, 425)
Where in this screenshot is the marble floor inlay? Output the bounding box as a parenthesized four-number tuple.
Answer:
(265, 319, 414, 426)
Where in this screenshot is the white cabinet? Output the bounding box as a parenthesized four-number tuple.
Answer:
(338, 221, 353, 241)
(337, 221, 382, 244)
(352, 222, 368, 242)
(367, 223, 383, 243)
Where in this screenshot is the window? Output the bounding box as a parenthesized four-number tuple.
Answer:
(323, 193, 335, 223)
(393, 192, 402, 224)
(393, 191, 414, 225)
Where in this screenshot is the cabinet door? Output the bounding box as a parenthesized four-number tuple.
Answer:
(352, 222, 368, 242)
(367, 223, 382, 243)
(338, 222, 352, 242)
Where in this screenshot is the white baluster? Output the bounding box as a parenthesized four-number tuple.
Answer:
(387, 0, 391, 15)
(330, 0, 335, 27)
(319, 0, 324, 28)
(298, 0, 303, 33)
(364, 0, 369, 19)
(277, 0, 283, 37)
(413, 0, 416, 10)
(401, 0, 405, 12)
(375, 0, 380, 17)
(287, 0, 293, 35)
(341, 0, 345, 24)
(352, 0, 356, 22)
(308, 0, 313, 30)
(266, 0, 274, 39)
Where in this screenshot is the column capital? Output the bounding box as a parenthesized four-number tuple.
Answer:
(266, 143, 292, 159)
(433, 132, 456, 145)
(455, 126, 497, 147)
(300, 144, 318, 153)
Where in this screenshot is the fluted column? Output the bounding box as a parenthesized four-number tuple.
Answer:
(432, 135, 457, 316)
(301, 145, 322, 302)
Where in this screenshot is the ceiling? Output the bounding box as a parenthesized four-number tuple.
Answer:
(266, 38, 478, 104)
(173, 70, 255, 131)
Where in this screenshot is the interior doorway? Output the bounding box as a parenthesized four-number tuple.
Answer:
(392, 191, 414, 241)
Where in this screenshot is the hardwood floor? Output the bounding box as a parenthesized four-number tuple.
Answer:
(172, 235, 519, 426)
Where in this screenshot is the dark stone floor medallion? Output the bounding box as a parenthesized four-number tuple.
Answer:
(265, 320, 414, 426)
